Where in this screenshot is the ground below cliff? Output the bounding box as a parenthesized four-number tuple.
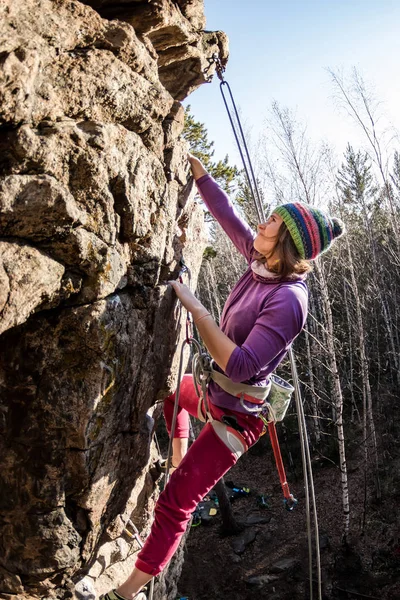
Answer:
(174, 420, 400, 600)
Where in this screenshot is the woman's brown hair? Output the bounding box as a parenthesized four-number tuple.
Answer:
(263, 221, 312, 279)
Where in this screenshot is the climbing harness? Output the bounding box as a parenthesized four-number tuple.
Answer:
(191, 352, 248, 459)
(290, 350, 321, 600)
(207, 52, 322, 600)
(194, 358, 297, 508)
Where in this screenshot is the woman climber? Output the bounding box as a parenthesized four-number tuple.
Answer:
(100, 154, 345, 600)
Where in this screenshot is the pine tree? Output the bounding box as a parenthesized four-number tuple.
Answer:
(337, 144, 376, 212)
(234, 179, 266, 230)
(183, 106, 240, 193)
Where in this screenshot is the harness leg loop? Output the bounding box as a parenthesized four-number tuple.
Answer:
(210, 420, 248, 460)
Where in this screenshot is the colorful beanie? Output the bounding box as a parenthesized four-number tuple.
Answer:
(274, 203, 345, 260)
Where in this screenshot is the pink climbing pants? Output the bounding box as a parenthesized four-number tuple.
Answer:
(135, 374, 263, 576)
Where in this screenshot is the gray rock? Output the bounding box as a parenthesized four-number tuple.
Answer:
(0, 174, 88, 239)
(82, 0, 228, 100)
(74, 576, 96, 600)
(232, 528, 258, 555)
(245, 513, 272, 525)
(270, 557, 300, 573)
(0, 566, 24, 594)
(246, 574, 279, 588)
(0, 240, 64, 334)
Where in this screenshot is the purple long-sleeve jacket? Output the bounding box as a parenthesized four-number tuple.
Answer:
(196, 174, 308, 414)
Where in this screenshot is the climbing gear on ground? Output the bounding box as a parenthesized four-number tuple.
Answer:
(191, 500, 218, 526)
(256, 494, 270, 509)
(191, 482, 254, 526)
(204, 490, 219, 505)
(191, 511, 202, 527)
(225, 480, 251, 501)
(209, 59, 322, 599)
(191, 491, 219, 527)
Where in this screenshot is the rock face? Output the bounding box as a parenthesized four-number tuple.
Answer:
(0, 1, 228, 598)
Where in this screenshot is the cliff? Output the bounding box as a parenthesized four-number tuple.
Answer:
(0, 1, 228, 598)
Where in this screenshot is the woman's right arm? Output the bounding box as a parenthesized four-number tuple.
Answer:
(188, 154, 255, 262)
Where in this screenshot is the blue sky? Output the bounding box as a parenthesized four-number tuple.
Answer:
(184, 0, 400, 166)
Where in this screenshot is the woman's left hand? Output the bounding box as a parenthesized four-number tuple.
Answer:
(168, 280, 203, 314)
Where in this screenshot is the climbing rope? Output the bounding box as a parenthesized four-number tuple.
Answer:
(148, 262, 196, 600)
(209, 54, 322, 600)
(290, 351, 322, 599)
(164, 260, 212, 485)
(211, 53, 265, 224)
(265, 420, 298, 510)
(164, 338, 207, 485)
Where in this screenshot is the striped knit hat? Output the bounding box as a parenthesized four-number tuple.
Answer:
(274, 203, 345, 260)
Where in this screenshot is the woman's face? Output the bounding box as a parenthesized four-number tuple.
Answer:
(253, 213, 284, 258)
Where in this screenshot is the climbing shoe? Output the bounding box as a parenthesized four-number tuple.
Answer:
(100, 591, 147, 600)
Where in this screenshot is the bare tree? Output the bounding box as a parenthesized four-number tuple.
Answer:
(329, 67, 400, 247)
(336, 146, 381, 502)
(266, 102, 351, 540)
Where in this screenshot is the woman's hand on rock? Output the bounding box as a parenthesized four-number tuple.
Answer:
(168, 279, 204, 316)
(188, 153, 208, 180)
